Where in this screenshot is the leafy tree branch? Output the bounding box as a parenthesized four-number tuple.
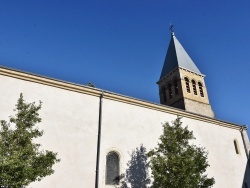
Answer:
(0, 94, 60, 188)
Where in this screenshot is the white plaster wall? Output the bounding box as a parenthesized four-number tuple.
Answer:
(0, 74, 249, 188)
(100, 99, 249, 188)
(0, 75, 99, 188)
(100, 99, 175, 188)
(183, 117, 248, 188)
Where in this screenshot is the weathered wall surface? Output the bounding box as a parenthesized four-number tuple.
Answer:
(0, 70, 249, 188)
(184, 98, 215, 118)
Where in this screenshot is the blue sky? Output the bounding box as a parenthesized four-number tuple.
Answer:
(1, 1, 250, 134)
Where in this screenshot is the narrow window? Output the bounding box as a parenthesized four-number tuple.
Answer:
(106, 152, 120, 185)
(173, 79, 179, 95)
(161, 87, 167, 103)
(192, 80, 197, 95)
(234, 140, 239, 154)
(168, 83, 172, 99)
(184, 77, 190, 93)
(198, 82, 204, 97)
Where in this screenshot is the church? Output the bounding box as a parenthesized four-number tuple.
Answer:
(0, 30, 249, 188)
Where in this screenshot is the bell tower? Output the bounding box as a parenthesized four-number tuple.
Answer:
(157, 28, 214, 118)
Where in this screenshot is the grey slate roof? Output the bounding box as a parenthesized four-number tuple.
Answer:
(159, 33, 202, 80)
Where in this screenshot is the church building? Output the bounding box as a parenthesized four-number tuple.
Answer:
(0, 30, 249, 188)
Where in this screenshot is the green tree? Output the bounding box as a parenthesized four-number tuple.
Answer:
(0, 94, 60, 188)
(148, 117, 215, 188)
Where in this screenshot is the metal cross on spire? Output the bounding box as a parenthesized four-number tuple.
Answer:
(169, 22, 174, 36)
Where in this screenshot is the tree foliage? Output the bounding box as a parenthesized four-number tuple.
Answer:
(0, 94, 60, 188)
(148, 117, 215, 188)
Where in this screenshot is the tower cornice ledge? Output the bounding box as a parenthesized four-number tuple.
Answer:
(157, 67, 205, 84)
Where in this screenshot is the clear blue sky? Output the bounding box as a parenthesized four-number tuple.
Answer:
(1, 1, 250, 134)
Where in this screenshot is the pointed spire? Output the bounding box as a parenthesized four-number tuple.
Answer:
(159, 29, 202, 80)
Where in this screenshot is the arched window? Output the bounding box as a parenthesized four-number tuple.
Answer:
(161, 87, 167, 103)
(106, 151, 120, 185)
(173, 79, 179, 95)
(168, 83, 172, 99)
(192, 80, 197, 95)
(233, 140, 240, 154)
(198, 82, 204, 97)
(184, 77, 190, 93)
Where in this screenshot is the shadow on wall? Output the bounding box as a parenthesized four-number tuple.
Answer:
(118, 145, 151, 188)
(242, 154, 250, 188)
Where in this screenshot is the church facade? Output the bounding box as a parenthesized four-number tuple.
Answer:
(0, 31, 249, 188)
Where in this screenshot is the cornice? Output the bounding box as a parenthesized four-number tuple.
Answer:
(0, 66, 244, 131)
(157, 67, 205, 85)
